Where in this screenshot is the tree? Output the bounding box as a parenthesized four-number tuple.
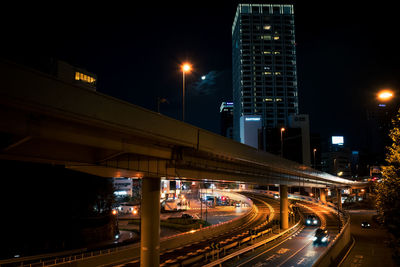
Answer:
(375, 107, 400, 262)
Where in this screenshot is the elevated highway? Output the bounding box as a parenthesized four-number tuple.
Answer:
(0, 60, 361, 266)
(0, 60, 357, 188)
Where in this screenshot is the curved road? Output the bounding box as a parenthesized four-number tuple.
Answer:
(114, 193, 279, 267)
(225, 201, 341, 267)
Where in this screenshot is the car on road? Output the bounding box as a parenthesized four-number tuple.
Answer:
(117, 203, 139, 214)
(306, 215, 318, 226)
(181, 213, 194, 219)
(361, 221, 371, 228)
(313, 228, 329, 245)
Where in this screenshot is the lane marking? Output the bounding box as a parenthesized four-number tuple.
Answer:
(235, 227, 305, 267)
(276, 240, 313, 267)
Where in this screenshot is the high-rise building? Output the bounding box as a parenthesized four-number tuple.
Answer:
(220, 101, 234, 139)
(232, 3, 298, 142)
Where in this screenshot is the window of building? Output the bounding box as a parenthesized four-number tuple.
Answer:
(241, 5, 250, 13)
(283, 5, 292, 14)
(252, 6, 260, 13)
(75, 72, 96, 85)
(262, 6, 270, 14)
(261, 35, 272, 40)
(273, 6, 281, 14)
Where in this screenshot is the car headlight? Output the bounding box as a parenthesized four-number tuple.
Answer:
(313, 220, 318, 224)
(321, 237, 327, 242)
(307, 220, 311, 224)
(312, 236, 317, 241)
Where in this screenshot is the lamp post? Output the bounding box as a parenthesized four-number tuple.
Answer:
(181, 63, 192, 122)
(313, 148, 317, 169)
(280, 127, 285, 157)
(377, 89, 394, 102)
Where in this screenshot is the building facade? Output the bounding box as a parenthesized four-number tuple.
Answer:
(232, 3, 298, 142)
(220, 101, 234, 139)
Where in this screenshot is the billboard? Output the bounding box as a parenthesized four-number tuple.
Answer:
(332, 136, 344, 145)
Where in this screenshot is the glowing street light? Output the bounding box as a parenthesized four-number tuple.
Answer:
(377, 89, 394, 102)
(181, 62, 192, 122)
(313, 148, 317, 169)
(182, 63, 191, 73)
(280, 127, 285, 157)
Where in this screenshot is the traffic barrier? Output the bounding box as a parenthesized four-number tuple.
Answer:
(29, 192, 256, 267)
(312, 210, 351, 267)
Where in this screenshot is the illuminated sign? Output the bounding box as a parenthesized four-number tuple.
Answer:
(245, 117, 261, 121)
(332, 136, 344, 145)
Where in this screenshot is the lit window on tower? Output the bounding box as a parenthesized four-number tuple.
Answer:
(75, 71, 96, 85)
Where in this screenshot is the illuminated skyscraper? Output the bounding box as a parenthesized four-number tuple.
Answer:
(232, 3, 298, 142)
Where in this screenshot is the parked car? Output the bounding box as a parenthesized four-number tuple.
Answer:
(313, 228, 329, 245)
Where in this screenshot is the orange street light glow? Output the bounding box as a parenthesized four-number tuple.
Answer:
(281, 127, 285, 132)
(377, 90, 394, 101)
(181, 63, 192, 73)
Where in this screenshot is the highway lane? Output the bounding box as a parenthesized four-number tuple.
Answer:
(114, 194, 279, 267)
(227, 201, 340, 267)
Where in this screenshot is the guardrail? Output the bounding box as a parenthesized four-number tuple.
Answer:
(202, 218, 303, 267)
(312, 210, 351, 267)
(248, 189, 350, 267)
(5, 192, 256, 267)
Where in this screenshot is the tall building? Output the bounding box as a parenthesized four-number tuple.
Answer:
(321, 136, 352, 179)
(232, 3, 298, 142)
(220, 101, 234, 139)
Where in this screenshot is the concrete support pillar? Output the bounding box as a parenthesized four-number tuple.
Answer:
(337, 188, 342, 211)
(280, 184, 289, 229)
(320, 188, 327, 203)
(141, 177, 161, 267)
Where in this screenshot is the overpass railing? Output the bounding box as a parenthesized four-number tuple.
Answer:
(0, 192, 256, 267)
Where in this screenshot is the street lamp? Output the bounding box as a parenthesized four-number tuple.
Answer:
(313, 148, 317, 169)
(280, 127, 285, 157)
(377, 89, 394, 102)
(181, 63, 192, 122)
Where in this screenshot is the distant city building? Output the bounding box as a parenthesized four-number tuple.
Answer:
(113, 177, 133, 197)
(57, 61, 97, 91)
(232, 3, 299, 144)
(288, 114, 311, 165)
(240, 115, 262, 148)
(321, 136, 352, 179)
(366, 98, 400, 164)
(220, 101, 234, 138)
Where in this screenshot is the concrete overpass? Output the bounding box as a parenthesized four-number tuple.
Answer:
(0, 60, 360, 266)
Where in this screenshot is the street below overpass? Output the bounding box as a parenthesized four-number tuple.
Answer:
(220, 200, 341, 267)
(341, 209, 395, 267)
(112, 192, 342, 267)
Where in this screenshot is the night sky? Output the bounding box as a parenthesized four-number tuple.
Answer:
(2, 1, 399, 151)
